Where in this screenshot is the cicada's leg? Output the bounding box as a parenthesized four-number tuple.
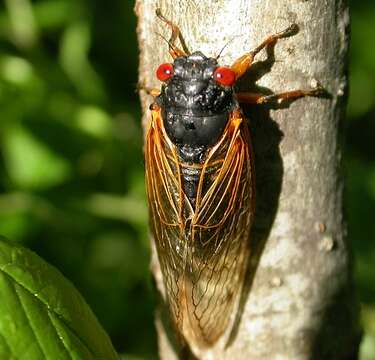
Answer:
(236, 83, 325, 105)
(231, 24, 299, 79)
(138, 82, 161, 97)
(156, 8, 190, 59)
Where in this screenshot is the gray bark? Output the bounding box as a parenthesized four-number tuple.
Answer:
(136, 0, 361, 359)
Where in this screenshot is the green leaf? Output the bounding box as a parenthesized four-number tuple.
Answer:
(0, 237, 119, 360)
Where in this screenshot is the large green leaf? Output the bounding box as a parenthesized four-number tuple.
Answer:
(0, 238, 119, 360)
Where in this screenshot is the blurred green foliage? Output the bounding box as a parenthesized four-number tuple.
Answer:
(0, 1, 374, 359)
(0, 0, 155, 358)
(348, 1, 375, 359)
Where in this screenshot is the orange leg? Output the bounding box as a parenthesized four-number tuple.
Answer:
(231, 24, 299, 79)
(236, 84, 325, 105)
(156, 8, 190, 59)
(138, 83, 161, 97)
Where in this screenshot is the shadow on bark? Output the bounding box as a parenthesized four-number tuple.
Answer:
(154, 42, 333, 359)
(227, 42, 331, 348)
(227, 43, 285, 347)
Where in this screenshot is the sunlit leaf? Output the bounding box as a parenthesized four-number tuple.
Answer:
(0, 56, 33, 86)
(84, 193, 147, 227)
(3, 125, 71, 189)
(59, 21, 105, 101)
(4, 0, 38, 48)
(75, 105, 112, 139)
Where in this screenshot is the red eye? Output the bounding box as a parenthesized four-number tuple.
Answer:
(213, 67, 236, 86)
(156, 63, 174, 81)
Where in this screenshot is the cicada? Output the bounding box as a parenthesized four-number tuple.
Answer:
(144, 9, 322, 350)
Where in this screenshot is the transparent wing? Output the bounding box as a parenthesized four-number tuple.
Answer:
(145, 106, 192, 330)
(145, 106, 254, 347)
(185, 111, 254, 345)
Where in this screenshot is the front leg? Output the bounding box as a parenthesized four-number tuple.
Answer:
(138, 82, 161, 98)
(156, 8, 190, 59)
(231, 24, 299, 80)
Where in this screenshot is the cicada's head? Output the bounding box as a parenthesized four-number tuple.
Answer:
(155, 51, 238, 150)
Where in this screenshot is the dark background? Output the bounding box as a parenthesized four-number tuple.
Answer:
(0, 1, 373, 359)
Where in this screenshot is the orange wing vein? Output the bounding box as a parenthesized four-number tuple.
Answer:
(145, 105, 254, 348)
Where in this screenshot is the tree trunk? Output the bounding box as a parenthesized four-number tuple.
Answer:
(136, 1, 361, 359)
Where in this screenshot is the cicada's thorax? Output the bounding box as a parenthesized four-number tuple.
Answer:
(155, 52, 238, 206)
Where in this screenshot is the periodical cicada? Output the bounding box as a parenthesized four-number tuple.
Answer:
(143, 8, 323, 351)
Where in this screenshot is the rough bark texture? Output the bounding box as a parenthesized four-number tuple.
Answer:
(136, 1, 361, 359)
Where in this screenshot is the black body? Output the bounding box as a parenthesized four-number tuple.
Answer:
(156, 52, 237, 162)
(156, 51, 238, 207)
(155, 52, 238, 206)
